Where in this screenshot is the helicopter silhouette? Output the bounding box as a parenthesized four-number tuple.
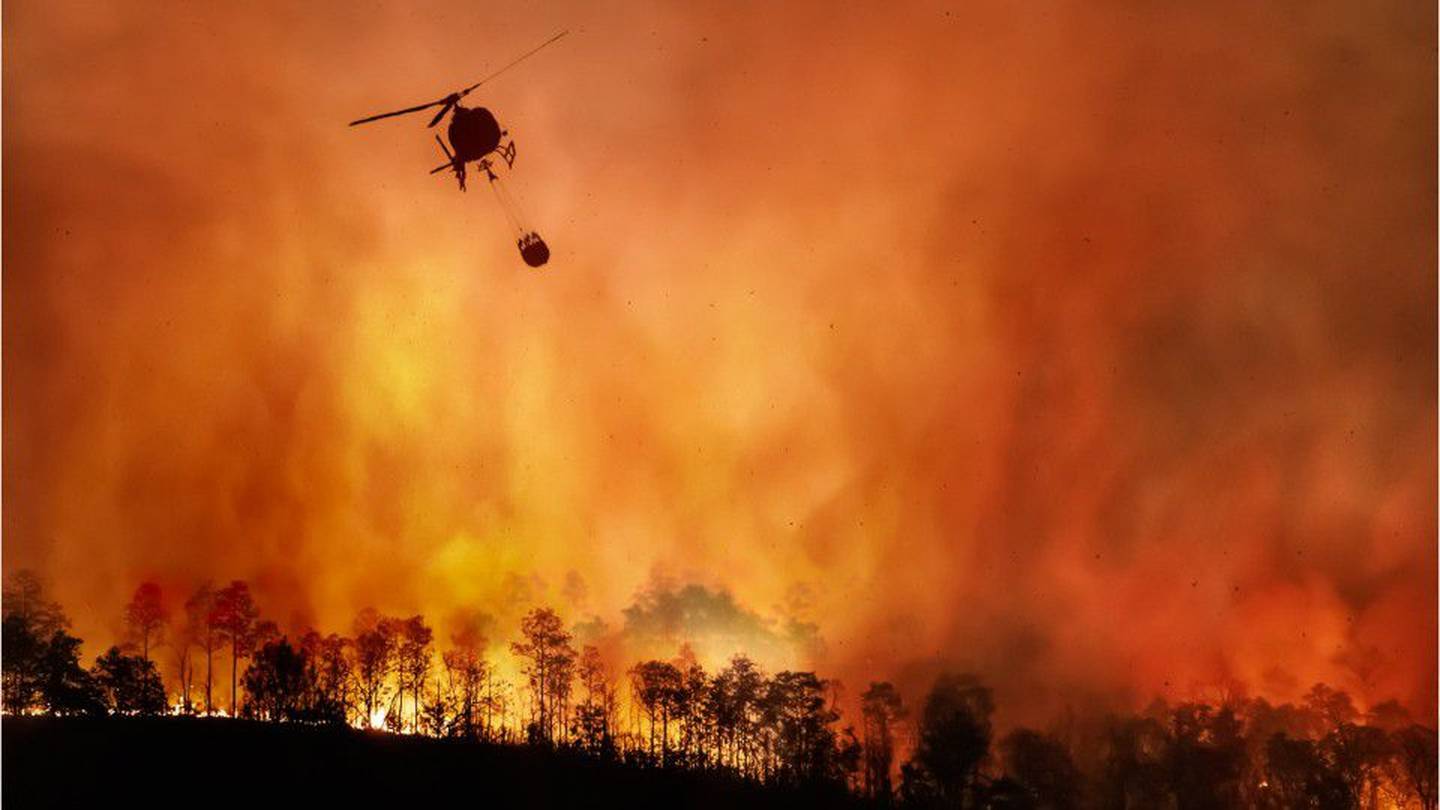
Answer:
(348, 31, 567, 267)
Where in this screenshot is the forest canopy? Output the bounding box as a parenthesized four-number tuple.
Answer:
(2, 571, 1434, 809)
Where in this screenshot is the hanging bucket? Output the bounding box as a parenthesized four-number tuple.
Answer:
(518, 232, 550, 267)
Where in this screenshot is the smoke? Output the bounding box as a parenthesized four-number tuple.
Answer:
(3, 0, 1434, 726)
(616, 580, 823, 668)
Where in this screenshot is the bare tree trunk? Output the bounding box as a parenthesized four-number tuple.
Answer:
(230, 637, 238, 716)
(178, 650, 191, 713)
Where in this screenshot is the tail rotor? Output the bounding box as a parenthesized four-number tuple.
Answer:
(429, 135, 466, 191)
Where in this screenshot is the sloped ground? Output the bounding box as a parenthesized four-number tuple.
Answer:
(2, 716, 862, 809)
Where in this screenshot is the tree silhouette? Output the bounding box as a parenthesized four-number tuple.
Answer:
(481, 669, 513, 744)
(573, 645, 616, 757)
(123, 582, 169, 665)
(1262, 732, 1348, 808)
(441, 640, 488, 741)
(11, 581, 1440, 810)
(982, 775, 1039, 809)
(253, 619, 281, 649)
(2, 572, 63, 713)
(185, 583, 221, 715)
(1, 571, 102, 716)
(37, 629, 106, 716)
(396, 615, 434, 734)
(242, 637, 308, 722)
(676, 653, 709, 767)
(2, 613, 46, 712)
(711, 654, 764, 775)
(1304, 683, 1359, 734)
(170, 606, 197, 715)
(837, 725, 864, 795)
(1321, 722, 1391, 809)
(299, 630, 352, 725)
(350, 608, 396, 729)
(1095, 714, 1172, 809)
(1390, 724, 1438, 810)
(764, 670, 845, 787)
(903, 673, 994, 807)
(3, 571, 68, 639)
(1167, 702, 1246, 809)
(377, 616, 408, 732)
(1366, 698, 1414, 732)
(211, 580, 259, 716)
(418, 668, 451, 737)
(630, 659, 683, 765)
(1, 571, 68, 713)
(860, 681, 905, 801)
(511, 607, 576, 745)
(548, 638, 577, 745)
(1000, 728, 1080, 810)
(93, 646, 167, 716)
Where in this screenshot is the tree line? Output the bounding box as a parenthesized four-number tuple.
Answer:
(1, 571, 1434, 809)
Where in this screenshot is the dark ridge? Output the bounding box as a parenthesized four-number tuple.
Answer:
(2, 716, 865, 810)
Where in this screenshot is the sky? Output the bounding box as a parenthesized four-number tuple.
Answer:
(3, 0, 1435, 725)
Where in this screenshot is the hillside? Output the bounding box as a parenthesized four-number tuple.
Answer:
(2, 716, 863, 809)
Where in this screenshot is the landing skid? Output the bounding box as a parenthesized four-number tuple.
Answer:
(429, 138, 517, 192)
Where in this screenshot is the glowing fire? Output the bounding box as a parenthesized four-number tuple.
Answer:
(1, 0, 1433, 730)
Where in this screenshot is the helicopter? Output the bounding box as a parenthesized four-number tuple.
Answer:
(348, 31, 568, 267)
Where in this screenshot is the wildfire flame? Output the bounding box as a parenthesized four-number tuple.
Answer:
(2, 0, 1433, 729)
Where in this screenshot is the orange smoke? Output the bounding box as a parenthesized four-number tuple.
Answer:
(3, 0, 1434, 725)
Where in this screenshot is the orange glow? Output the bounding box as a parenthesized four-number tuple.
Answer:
(2, 0, 1434, 728)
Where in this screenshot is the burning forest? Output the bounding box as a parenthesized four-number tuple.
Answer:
(2, 0, 1436, 808)
(2, 571, 1436, 808)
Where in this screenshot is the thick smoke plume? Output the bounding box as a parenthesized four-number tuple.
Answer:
(4, 1, 1434, 725)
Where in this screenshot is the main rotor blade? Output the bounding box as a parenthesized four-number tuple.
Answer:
(349, 31, 567, 128)
(426, 96, 459, 128)
(456, 30, 569, 100)
(349, 97, 448, 127)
